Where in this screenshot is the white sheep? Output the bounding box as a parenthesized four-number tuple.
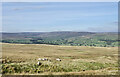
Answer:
(56, 58, 61, 61)
(42, 58, 47, 61)
(38, 58, 48, 61)
(38, 58, 42, 61)
(37, 61, 42, 65)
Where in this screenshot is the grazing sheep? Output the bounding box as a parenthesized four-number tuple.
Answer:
(38, 58, 42, 61)
(41, 58, 45, 61)
(56, 58, 61, 61)
(38, 58, 48, 61)
(42, 58, 47, 61)
(37, 61, 42, 65)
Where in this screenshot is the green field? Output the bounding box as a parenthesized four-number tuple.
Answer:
(1, 43, 118, 75)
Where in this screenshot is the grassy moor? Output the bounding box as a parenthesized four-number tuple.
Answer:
(2, 2, 118, 76)
(1, 42, 118, 75)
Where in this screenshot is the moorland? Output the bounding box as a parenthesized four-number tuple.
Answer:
(1, 31, 119, 75)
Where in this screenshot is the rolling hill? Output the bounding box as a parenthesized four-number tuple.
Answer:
(1, 31, 119, 47)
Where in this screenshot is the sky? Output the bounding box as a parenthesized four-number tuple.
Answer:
(2, 2, 118, 32)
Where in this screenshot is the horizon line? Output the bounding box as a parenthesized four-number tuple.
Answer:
(0, 31, 118, 33)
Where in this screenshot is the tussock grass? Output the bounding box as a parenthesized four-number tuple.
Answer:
(2, 61, 118, 74)
(2, 43, 118, 75)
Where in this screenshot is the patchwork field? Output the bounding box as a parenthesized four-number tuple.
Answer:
(1, 43, 119, 75)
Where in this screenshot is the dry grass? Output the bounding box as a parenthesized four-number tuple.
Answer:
(1, 43, 118, 75)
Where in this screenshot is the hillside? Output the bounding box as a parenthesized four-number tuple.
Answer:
(1, 31, 119, 47)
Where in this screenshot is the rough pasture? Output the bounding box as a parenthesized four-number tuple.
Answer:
(1, 43, 118, 75)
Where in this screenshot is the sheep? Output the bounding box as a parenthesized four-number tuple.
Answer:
(37, 61, 42, 66)
(38, 58, 42, 61)
(56, 58, 61, 61)
(38, 58, 48, 61)
(42, 58, 47, 61)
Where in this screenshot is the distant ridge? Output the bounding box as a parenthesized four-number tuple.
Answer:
(1, 31, 118, 47)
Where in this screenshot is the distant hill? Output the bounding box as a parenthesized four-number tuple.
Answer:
(2, 31, 95, 40)
(1, 31, 119, 47)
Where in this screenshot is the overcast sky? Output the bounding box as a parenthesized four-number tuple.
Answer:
(2, 2, 118, 32)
